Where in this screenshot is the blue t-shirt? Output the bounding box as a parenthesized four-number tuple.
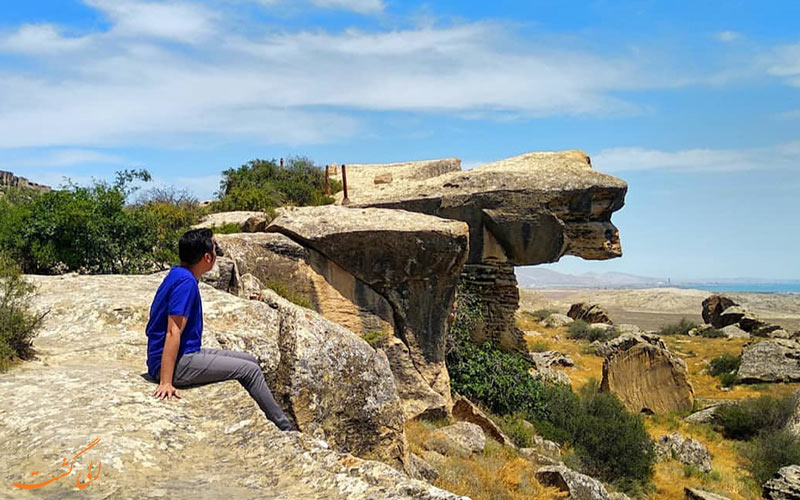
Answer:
(145, 266, 203, 379)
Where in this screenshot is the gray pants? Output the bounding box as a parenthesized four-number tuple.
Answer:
(172, 348, 294, 431)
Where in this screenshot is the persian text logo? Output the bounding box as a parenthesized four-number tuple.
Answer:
(12, 438, 101, 490)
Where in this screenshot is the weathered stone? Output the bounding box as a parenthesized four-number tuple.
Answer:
(531, 366, 572, 386)
(616, 324, 645, 335)
(192, 210, 265, 230)
(216, 232, 449, 420)
(519, 448, 562, 466)
(590, 323, 616, 333)
(568, 302, 613, 325)
(764, 465, 800, 500)
(452, 394, 514, 447)
(200, 256, 240, 295)
(424, 422, 486, 457)
(531, 350, 575, 369)
(243, 215, 267, 232)
(738, 339, 800, 383)
(720, 324, 749, 339)
(533, 435, 562, 456)
(702, 295, 739, 328)
(601, 342, 695, 414)
(719, 305, 747, 326)
(374, 172, 394, 184)
(409, 452, 439, 483)
(0, 275, 477, 499)
(543, 313, 574, 328)
(0, 169, 51, 192)
(685, 488, 732, 500)
(593, 332, 667, 359)
(535, 465, 610, 500)
(655, 433, 713, 473)
(685, 405, 720, 425)
(783, 390, 800, 438)
(609, 493, 632, 500)
(239, 272, 263, 299)
(267, 206, 470, 409)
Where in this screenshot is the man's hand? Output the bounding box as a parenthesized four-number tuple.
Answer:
(153, 382, 181, 400)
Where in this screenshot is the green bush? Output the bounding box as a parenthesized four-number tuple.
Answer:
(567, 319, 618, 342)
(529, 340, 551, 352)
(528, 309, 555, 321)
(699, 328, 725, 338)
(0, 255, 44, 371)
(265, 279, 313, 309)
(446, 285, 655, 494)
(209, 222, 244, 235)
(709, 353, 741, 387)
(741, 429, 800, 485)
(715, 394, 797, 440)
(212, 156, 340, 212)
(497, 412, 539, 448)
(658, 318, 699, 335)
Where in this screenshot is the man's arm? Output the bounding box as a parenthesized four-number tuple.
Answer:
(153, 314, 188, 400)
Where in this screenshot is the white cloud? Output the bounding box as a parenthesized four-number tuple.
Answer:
(310, 0, 384, 14)
(767, 42, 800, 86)
(0, 24, 92, 54)
(716, 30, 741, 43)
(84, 0, 218, 43)
(593, 142, 800, 173)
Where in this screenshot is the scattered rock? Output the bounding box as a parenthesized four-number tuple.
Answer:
(685, 405, 720, 424)
(530, 350, 575, 369)
(738, 339, 800, 383)
(593, 332, 667, 359)
(654, 433, 713, 473)
(373, 172, 394, 184)
(783, 390, 800, 438)
(543, 313, 574, 328)
(763, 465, 800, 500)
(719, 305, 747, 327)
(720, 324, 749, 339)
(531, 367, 572, 386)
(568, 302, 614, 325)
(452, 394, 514, 447)
(609, 493, 632, 500)
(535, 465, 610, 500)
(685, 488, 732, 500)
(424, 422, 486, 457)
(702, 295, 740, 328)
(409, 453, 439, 483)
(519, 448, 561, 466)
(601, 342, 694, 414)
(533, 435, 562, 456)
(702, 294, 786, 338)
(243, 215, 268, 232)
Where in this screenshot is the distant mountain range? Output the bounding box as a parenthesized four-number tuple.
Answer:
(516, 268, 800, 290)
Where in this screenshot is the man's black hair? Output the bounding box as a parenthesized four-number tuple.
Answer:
(179, 228, 216, 265)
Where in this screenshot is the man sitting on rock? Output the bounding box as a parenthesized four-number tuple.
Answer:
(145, 228, 294, 431)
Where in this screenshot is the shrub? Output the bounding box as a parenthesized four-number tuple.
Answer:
(529, 309, 555, 321)
(715, 394, 797, 440)
(212, 156, 340, 212)
(0, 255, 44, 371)
(529, 340, 550, 352)
(658, 318, 699, 335)
(209, 222, 244, 235)
(709, 353, 741, 387)
(362, 329, 390, 347)
(699, 328, 725, 338)
(496, 412, 538, 448)
(741, 429, 800, 485)
(568, 319, 617, 342)
(264, 279, 313, 309)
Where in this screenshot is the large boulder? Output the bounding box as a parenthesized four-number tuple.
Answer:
(738, 339, 800, 383)
(702, 294, 785, 337)
(593, 332, 667, 359)
(685, 488, 732, 500)
(451, 394, 514, 447)
(0, 274, 420, 484)
(654, 433, 713, 473)
(764, 465, 800, 500)
(266, 206, 470, 411)
(423, 422, 486, 458)
(567, 302, 613, 325)
(702, 295, 740, 328)
(601, 342, 694, 414)
(192, 210, 266, 230)
(535, 465, 610, 500)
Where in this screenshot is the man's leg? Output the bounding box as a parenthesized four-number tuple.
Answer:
(172, 349, 294, 431)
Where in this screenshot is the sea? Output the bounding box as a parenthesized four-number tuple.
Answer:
(678, 283, 800, 294)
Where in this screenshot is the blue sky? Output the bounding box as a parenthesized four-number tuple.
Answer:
(0, 0, 798, 280)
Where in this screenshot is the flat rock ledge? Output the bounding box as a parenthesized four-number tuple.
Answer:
(0, 274, 467, 499)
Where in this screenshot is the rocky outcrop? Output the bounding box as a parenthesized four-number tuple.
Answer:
(593, 332, 667, 359)
(685, 488, 732, 500)
(535, 465, 610, 500)
(0, 169, 51, 192)
(192, 210, 267, 230)
(568, 302, 613, 325)
(655, 433, 713, 473)
(702, 295, 740, 328)
(600, 340, 694, 414)
(703, 294, 785, 337)
(266, 206, 470, 414)
(201, 256, 240, 295)
(1, 274, 423, 486)
(452, 395, 514, 447)
(685, 405, 721, 424)
(338, 150, 627, 354)
(764, 465, 800, 500)
(738, 339, 800, 383)
(423, 422, 486, 458)
(542, 313, 573, 328)
(720, 324, 749, 339)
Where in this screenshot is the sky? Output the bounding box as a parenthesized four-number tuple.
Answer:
(0, 0, 798, 281)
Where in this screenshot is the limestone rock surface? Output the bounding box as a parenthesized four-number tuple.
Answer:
(702, 295, 740, 328)
(451, 395, 514, 447)
(535, 465, 610, 500)
(685, 488, 732, 500)
(654, 433, 712, 473)
(542, 313, 573, 328)
(192, 211, 266, 230)
(424, 422, 486, 458)
(601, 342, 694, 414)
(0, 274, 451, 499)
(568, 302, 613, 325)
(764, 465, 800, 500)
(593, 332, 667, 359)
(738, 339, 800, 383)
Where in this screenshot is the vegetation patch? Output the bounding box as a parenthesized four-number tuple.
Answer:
(0, 255, 44, 371)
(264, 279, 314, 309)
(714, 394, 797, 441)
(567, 319, 618, 342)
(709, 353, 741, 387)
(658, 318, 699, 336)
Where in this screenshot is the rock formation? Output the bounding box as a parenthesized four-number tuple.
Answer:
(192, 210, 268, 230)
(0, 169, 51, 192)
(738, 339, 800, 383)
(600, 338, 694, 414)
(654, 433, 713, 473)
(423, 422, 486, 458)
(333, 150, 627, 353)
(763, 465, 800, 500)
(535, 465, 610, 500)
(702, 294, 785, 337)
(0, 274, 451, 495)
(568, 302, 614, 325)
(451, 394, 514, 447)
(685, 488, 732, 500)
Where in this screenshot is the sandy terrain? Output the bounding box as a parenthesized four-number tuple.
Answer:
(519, 287, 800, 332)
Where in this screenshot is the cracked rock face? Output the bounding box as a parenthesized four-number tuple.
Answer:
(764, 465, 800, 500)
(738, 339, 800, 383)
(266, 206, 470, 411)
(0, 274, 458, 499)
(340, 150, 627, 266)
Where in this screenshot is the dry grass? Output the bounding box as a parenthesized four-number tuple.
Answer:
(405, 419, 566, 500)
